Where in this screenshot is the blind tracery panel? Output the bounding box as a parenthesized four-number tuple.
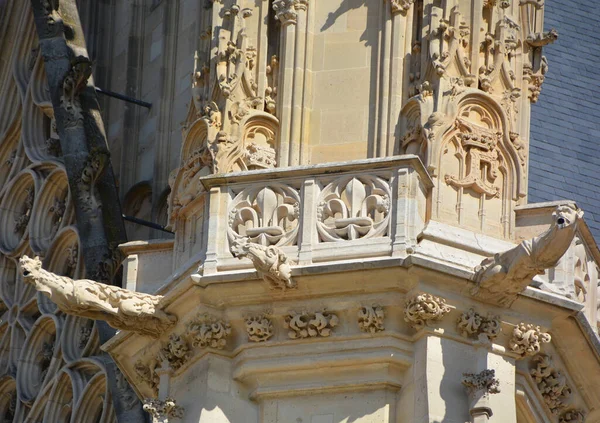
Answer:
(0, 4, 117, 422)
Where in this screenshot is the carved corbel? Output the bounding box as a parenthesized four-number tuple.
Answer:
(462, 369, 500, 421)
(143, 397, 184, 423)
(404, 293, 451, 330)
(472, 204, 584, 306)
(230, 238, 296, 290)
(19, 255, 176, 338)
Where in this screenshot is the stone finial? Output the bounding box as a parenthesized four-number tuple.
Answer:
(509, 323, 551, 357)
(284, 310, 338, 339)
(230, 238, 296, 290)
(19, 255, 176, 337)
(456, 308, 501, 339)
(472, 204, 583, 306)
(245, 315, 274, 342)
(404, 293, 451, 330)
(358, 306, 385, 333)
(143, 397, 184, 423)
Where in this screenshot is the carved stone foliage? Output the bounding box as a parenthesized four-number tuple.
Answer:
(187, 314, 232, 350)
(19, 255, 177, 337)
(456, 308, 501, 339)
(316, 175, 391, 242)
(135, 359, 159, 396)
(273, 0, 308, 25)
(510, 323, 551, 357)
(462, 369, 501, 398)
(284, 310, 339, 339)
(530, 354, 572, 414)
(143, 397, 184, 423)
(559, 409, 586, 423)
(473, 204, 584, 306)
(230, 238, 295, 290)
(228, 184, 300, 246)
(245, 314, 274, 342)
(160, 334, 191, 370)
(77, 147, 109, 217)
(358, 306, 385, 333)
(404, 293, 451, 330)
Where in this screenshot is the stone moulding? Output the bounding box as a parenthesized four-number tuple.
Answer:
(19, 255, 176, 337)
(230, 238, 296, 290)
(509, 323, 551, 357)
(456, 308, 501, 339)
(284, 310, 339, 339)
(358, 305, 385, 333)
(472, 204, 583, 306)
(404, 293, 451, 330)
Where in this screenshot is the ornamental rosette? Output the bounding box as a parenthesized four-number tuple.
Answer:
(404, 293, 451, 330)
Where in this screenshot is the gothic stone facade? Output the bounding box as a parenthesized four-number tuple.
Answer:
(0, 0, 599, 422)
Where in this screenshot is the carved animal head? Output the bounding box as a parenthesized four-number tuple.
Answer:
(19, 255, 42, 283)
(552, 204, 583, 230)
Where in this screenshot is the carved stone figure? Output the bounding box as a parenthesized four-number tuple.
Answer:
(230, 238, 295, 290)
(509, 323, 551, 357)
(472, 204, 584, 306)
(404, 293, 451, 330)
(143, 397, 184, 423)
(19, 255, 176, 337)
(358, 306, 385, 333)
(530, 354, 572, 414)
(245, 315, 274, 342)
(284, 311, 339, 339)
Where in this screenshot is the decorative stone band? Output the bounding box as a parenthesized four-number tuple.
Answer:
(19, 255, 176, 337)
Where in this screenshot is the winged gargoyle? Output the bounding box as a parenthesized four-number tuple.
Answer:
(472, 204, 583, 306)
(20, 255, 176, 337)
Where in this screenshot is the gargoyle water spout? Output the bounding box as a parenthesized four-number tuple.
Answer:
(472, 204, 583, 306)
(19, 255, 176, 337)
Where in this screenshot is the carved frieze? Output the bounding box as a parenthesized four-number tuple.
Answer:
(510, 323, 551, 357)
(456, 308, 501, 339)
(530, 354, 572, 414)
(316, 175, 391, 242)
(228, 184, 300, 246)
(245, 314, 274, 342)
(230, 238, 295, 290)
(187, 314, 232, 350)
(143, 397, 184, 423)
(358, 306, 385, 333)
(19, 255, 177, 337)
(404, 293, 451, 330)
(473, 204, 584, 306)
(284, 310, 339, 339)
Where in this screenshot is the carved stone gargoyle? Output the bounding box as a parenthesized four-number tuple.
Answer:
(230, 238, 296, 290)
(19, 255, 176, 337)
(472, 204, 584, 306)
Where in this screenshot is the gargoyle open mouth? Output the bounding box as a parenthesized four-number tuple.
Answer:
(22, 270, 31, 277)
